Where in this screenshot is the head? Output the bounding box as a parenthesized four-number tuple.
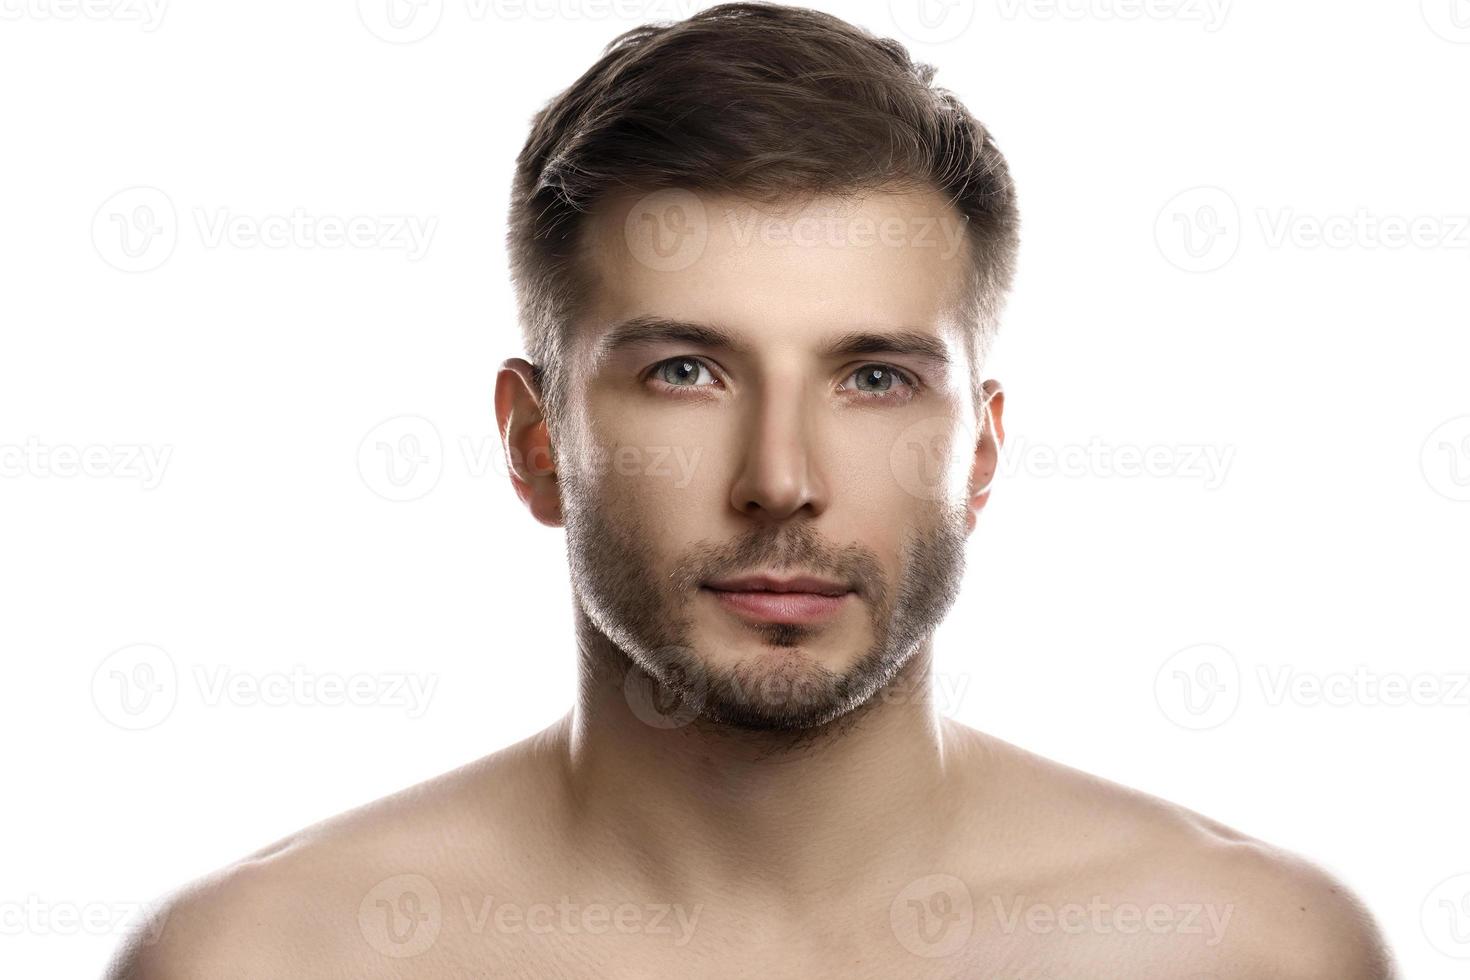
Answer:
(496, 2, 1019, 733)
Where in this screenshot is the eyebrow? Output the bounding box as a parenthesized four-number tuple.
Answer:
(592, 315, 953, 367)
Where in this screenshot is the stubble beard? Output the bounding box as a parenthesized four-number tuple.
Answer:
(560, 460, 970, 739)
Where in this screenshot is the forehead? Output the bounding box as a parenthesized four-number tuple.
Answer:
(573, 186, 974, 357)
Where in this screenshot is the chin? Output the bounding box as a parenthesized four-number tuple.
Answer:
(672, 645, 868, 731)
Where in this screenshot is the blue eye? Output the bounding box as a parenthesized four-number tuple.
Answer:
(845, 364, 916, 399)
(645, 357, 917, 402)
(650, 357, 718, 390)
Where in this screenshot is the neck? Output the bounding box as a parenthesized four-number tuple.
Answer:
(549, 605, 967, 913)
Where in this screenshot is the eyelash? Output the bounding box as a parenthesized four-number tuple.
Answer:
(644, 357, 919, 403)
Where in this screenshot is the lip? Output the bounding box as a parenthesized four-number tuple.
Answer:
(703, 573, 853, 597)
(701, 573, 856, 625)
(702, 587, 852, 624)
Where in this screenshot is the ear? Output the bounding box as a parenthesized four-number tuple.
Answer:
(494, 357, 563, 528)
(966, 378, 1005, 535)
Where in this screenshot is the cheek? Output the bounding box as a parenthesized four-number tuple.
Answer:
(587, 395, 731, 489)
(575, 390, 974, 514)
(571, 416, 716, 529)
(877, 412, 978, 507)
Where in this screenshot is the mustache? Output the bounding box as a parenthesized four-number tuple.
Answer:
(669, 526, 883, 600)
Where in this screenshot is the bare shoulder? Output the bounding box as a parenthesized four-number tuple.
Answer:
(945, 723, 1398, 978)
(104, 721, 569, 979)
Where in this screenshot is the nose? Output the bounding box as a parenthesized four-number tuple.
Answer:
(728, 387, 830, 522)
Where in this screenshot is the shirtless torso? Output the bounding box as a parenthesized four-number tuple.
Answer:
(106, 715, 1392, 979)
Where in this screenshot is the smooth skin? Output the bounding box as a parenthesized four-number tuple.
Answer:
(107, 187, 1397, 979)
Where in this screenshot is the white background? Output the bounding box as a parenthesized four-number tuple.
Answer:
(1, 0, 1467, 975)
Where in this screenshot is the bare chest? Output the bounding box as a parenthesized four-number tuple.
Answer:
(348, 883, 1229, 979)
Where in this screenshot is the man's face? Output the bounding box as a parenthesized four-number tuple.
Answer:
(553, 187, 996, 732)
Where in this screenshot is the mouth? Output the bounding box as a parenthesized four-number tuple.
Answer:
(703, 573, 854, 597)
(700, 573, 856, 625)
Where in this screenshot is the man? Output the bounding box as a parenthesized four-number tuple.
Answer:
(109, 3, 1396, 976)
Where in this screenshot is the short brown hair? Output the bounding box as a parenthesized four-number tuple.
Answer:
(506, 1, 1020, 424)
